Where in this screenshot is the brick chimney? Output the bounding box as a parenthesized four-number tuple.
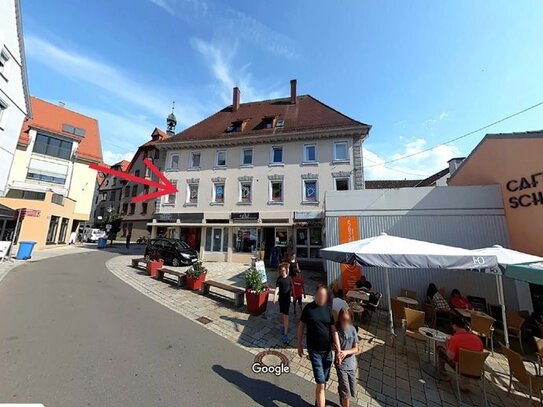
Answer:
(290, 79, 297, 104)
(232, 87, 240, 111)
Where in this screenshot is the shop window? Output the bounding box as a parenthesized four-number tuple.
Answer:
(165, 180, 177, 204)
(188, 183, 198, 204)
(58, 218, 69, 243)
(191, 152, 201, 168)
(335, 178, 350, 191)
(241, 148, 253, 166)
(122, 203, 128, 214)
(239, 181, 252, 203)
(270, 181, 283, 203)
(46, 216, 60, 244)
(296, 227, 322, 259)
(271, 146, 283, 164)
(129, 203, 135, 214)
(216, 150, 226, 167)
(122, 223, 127, 237)
(205, 227, 228, 252)
(213, 182, 225, 203)
(303, 179, 318, 202)
(334, 141, 348, 161)
(275, 228, 288, 247)
(304, 144, 317, 163)
(233, 227, 257, 253)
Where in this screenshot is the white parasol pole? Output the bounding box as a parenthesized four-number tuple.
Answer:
(385, 268, 394, 336)
(496, 273, 509, 347)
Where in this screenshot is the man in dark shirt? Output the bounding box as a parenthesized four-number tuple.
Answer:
(297, 285, 341, 407)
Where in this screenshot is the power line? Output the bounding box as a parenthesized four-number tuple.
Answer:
(364, 100, 543, 169)
(363, 155, 430, 177)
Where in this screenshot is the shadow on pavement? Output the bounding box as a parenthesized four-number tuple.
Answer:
(213, 364, 319, 407)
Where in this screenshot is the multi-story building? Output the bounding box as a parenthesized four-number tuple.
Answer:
(119, 127, 171, 241)
(0, 97, 103, 249)
(0, 0, 32, 197)
(92, 160, 129, 223)
(151, 80, 371, 265)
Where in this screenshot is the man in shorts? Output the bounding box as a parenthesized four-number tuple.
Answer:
(297, 285, 341, 407)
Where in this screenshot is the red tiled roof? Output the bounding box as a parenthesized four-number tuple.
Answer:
(164, 95, 369, 143)
(18, 97, 103, 163)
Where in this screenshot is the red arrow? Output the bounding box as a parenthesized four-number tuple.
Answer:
(89, 159, 178, 203)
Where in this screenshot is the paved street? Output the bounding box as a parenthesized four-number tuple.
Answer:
(0, 250, 331, 407)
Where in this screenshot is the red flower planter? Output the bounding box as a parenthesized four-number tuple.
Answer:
(186, 273, 206, 291)
(246, 289, 270, 315)
(147, 259, 163, 278)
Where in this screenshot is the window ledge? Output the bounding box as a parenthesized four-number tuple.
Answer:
(240, 164, 254, 168)
(301, 162, 318, 166)
(213, 166, 227, 170)
(184, 203, 198, 207)
(210, 202, 224, 206)
(162, 203, 175, 207)
(237, 201, 252, 205)
(268, 163, 284, 167)
(332, 160, 350, 165)
(267, 201, 284, 205)
(188, 167, 201, 171)
(164, 168, 180, 172)
(301, 201, 320, 206)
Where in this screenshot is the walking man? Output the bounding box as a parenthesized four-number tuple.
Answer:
(125, 232, 132, 249)
(297, 285, 341, 407)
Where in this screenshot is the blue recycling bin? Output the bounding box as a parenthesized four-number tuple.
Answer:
(16, 241, 37, 260)
(97, 237, 108, 249)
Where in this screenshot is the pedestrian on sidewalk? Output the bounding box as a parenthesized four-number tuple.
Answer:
(292, 268, 305, 316)
(297, 285, 341, 407)
(288, 253, 300, 277)
(273, 263, 293, 344)
(68, 231, 77, 245)
(125, 232, 131, 249)
(333, 308, 360, 407)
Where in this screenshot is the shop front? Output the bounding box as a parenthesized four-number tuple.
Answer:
(293, 211, 324, 268)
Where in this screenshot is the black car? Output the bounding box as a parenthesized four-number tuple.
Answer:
(144, 238, 198, 267)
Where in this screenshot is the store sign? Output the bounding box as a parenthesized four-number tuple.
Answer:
(231, 212, 259, 221)
(338, 216, 362, 292)
(255, 260, 267, 283)
(506, 172, 543, 209)
(155, 213, 204, 222)
(294, 211, 322, 220)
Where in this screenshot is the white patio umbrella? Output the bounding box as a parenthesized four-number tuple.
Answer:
(320, 233, 499, 334)
(471, 245, 543, 347)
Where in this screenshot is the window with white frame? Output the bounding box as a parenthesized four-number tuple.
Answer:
(190, 152, 201, 168)
(0, 99, 7, 126)
(168, 154, 179, 170)
(187, 183, 198, 204)
(303, 144, 317, 163)
(165, 180, 177, 204)
(216, 150, 226, 167)
(241, 148, 253, 166)
(239, 181, 252, 203)
(213, 181, 225, 203)
(303, 179, 318, 202)
(0, 48, 9, 76)
(335, 177, 350, 191)
(334, 141, 348, 161)
(270, 180, 283, 203)
(271, 146, 283, 164)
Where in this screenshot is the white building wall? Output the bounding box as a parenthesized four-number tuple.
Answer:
(0, 0, 30, 196)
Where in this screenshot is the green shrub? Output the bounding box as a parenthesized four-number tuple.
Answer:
(187, 261, 207, 279)
(245, 266, 266, 294)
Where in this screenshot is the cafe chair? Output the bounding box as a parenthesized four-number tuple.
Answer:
(534, 336, 543, 375)
(423, 302, 436, 327)
(471, 314, 495, 355)
(363, 292, 382, 320)
(507, 311, 526, 353)
(391, 297, 406, 329)
(403, 308, 427, 348)
(400, 288, 417, 300)
(455, 349, 490, 406)
(501, 343, 543, 404)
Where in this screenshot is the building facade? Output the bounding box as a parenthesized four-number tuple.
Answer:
(0, 0, 31, 197)
(119, 128, 169, 241)
(0, 97, 102, 249)
(92, 160, 129, 224)
(151, 80, 371, 264)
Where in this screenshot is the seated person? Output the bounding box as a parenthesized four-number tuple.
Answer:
(449, 289, 473, 310)
(355, 275, 372, 292)
(438, 314, 483, 380)
(331, 290, 350, 318)
(426, 283, 450, 312)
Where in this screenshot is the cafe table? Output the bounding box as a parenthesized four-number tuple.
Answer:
(455, 308, 490, 319)
(397, 296, 418, 308)
(346, 290, 370, 302)
(418, 327, 450, 379)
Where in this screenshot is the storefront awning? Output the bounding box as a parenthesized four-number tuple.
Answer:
(147, 222, 294, 228)
(0, 203, 16, 220)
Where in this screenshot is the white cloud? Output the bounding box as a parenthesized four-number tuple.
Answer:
(148, 0, 296, 58)
(25, 35, 203, 127)
(363, 138, 461, 180)
(102, 150, 136, 166)
(190, 38, 285, 105)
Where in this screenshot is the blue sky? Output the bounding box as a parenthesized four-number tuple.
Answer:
(21, 0, 543, 179)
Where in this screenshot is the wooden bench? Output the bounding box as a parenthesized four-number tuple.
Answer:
(202, 280, 245, 308)
(131, 257, 147, 269)
(157, 268, 186, 288)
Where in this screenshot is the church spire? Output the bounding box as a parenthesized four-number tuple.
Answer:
(166, 101, 177, 136)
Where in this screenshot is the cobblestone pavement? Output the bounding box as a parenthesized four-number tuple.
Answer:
(107, 254, 538, 407)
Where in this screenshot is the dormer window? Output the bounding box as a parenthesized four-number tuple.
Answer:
(226, 120, 244, 133)
(276, 120, 285, 128)
(262, 116, 276, 129)
(62, 124, 86, 137)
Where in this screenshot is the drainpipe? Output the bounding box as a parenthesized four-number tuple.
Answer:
(352, 134, 365, 190)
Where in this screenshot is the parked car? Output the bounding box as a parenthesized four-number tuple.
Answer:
(83, 228, 106, 243)
(144, 238, 198, 267)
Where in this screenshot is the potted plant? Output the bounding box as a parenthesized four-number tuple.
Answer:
(186, 261, 207, 291)
(257, 242, 266, 261)
(147, 251, 163, 278)
(245, 265, 270, 315)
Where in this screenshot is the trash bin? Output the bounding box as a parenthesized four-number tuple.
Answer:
(16, 241, 37, 260)
(97, 237, 108, 249)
